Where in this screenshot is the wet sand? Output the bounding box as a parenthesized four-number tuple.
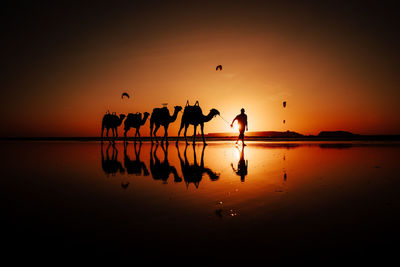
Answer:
(3, 141, 400, 263)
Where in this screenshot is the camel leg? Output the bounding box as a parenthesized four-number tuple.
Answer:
(177, 122, 184, 144)
(137, 130, 142, 144)
(184, 125, 189, 145)
(111, 128, 116, 143)
(134, 129, 138, 143)
(115, 128, 118, 138)
(192, 125, 197, 145)
(124, 128, 129, 141)
(163, 125, 169, 145)
(150, 122, 154, 143)
(153, 125, 160, 143)
(106, 128, 110, 138)
(134, 129, 139, 143)
(201, 123, 207, 146)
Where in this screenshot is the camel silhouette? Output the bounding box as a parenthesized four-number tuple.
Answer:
(149, 143, 182, 183)
(177, 144, 219, 189)
(101, 142, 125, 176)
(124, 112, 150, 143)
(101, 112, 126, 139)
(123, 142, 149, 176)
(150, 105, 182, 144)
(177, 101, 220, 145)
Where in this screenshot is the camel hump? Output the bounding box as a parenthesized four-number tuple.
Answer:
(184, 104, 202, 115)
(127, 113, 141, 120)
(186, 100, 200, 107)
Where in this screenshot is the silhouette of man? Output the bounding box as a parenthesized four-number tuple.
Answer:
(231, 108, 248, 146)
(231, 147, 248, 182)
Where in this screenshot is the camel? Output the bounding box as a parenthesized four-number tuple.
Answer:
(123, 112, 150, 143)
(101, 112, 126, 139)
(177, 144, 219, 188)
(123, 142, 149, 176)
(150, 105, 182, 144)
(177, 101, 220, 145)
(101, 142, 125, 176)
(149, 143, 182, 183)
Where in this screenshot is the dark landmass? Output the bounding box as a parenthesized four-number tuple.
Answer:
(0, 130, 399, 142)
(205, 130, 304, 138)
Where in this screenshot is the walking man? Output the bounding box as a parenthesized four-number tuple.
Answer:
(231, 108, 248, 146)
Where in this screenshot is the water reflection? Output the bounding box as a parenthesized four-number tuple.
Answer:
(150, 143, 182, 183)
(123, 142, 149, 176)
(177, 144, 219, 188)
(5, 141, 400, 263)
(101, 142, 124, 176)
(231, 146, 248, 182)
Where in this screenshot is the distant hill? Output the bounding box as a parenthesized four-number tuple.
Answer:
(205, 131, 304, 138)
(205, 130, 360, 138)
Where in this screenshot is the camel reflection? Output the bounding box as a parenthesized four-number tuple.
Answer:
(231, 146, 248, 182)
(177, 145, 219, 188)
(150, 143, 182, 183)
(123, 142, 149, 176)
(101, 142, 125, 176)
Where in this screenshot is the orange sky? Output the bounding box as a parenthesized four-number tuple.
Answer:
(1, 1, 399, 137)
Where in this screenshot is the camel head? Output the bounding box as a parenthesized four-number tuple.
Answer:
(174, 106, 183, 113)
(202, 109, 220, 123)
(143, 112, 150, 118)
(209, 109, 220, 117)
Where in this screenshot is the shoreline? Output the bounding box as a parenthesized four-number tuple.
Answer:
(1, 135, 399, 142)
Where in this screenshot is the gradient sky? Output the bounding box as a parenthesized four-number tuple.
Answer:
(1, 0, 399, 137)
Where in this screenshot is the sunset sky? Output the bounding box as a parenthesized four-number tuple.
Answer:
(1, 1, 399, 137)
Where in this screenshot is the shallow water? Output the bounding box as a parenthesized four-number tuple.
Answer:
(3, 141, 400, 263)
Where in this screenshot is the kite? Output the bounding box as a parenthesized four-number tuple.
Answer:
(121, 92, 130, 99)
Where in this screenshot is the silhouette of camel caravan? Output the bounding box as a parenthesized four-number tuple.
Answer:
(124, 112, 150, 142)
(150, 105, 182, 144)
(177, 101, 220, 145)
(101, 112, 126, 139)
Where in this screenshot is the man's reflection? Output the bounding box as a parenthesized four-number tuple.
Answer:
(231, 146, 248, 182)
(177, 144, 219, 188)
(124, 142, 149, 176)
(101, 142, 125, 176)
(150, 143, 182, 183)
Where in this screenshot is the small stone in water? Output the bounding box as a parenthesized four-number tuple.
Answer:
(229, 209, 238, 216)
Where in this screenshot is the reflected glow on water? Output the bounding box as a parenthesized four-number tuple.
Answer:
(3, 141, 400, 263)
